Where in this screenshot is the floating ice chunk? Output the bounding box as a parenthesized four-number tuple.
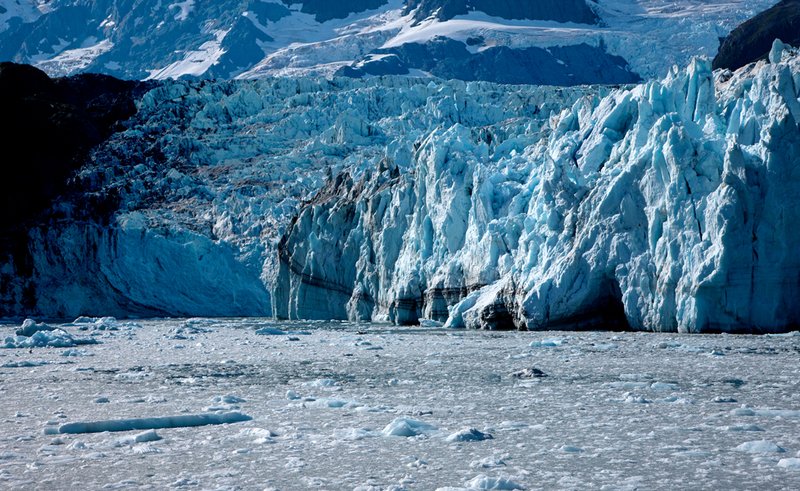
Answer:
(463, 474, 525, 490)
(382, 418, 438, 437)
(735, 440, 785, 453)
(732, 406, 800, 418)
(238, 428, 276, 444)
(666, 395, 696, 404)
(650, 382, 679, 391)
(56, 411, 252, 434)
(62, 349, 92, 357)
(732, 406, 756, 416)
(446, 428, 493, 442)
(529, 338, 563, 348)
(623, 393, 650, 404)
(778, 458, 800, 469)
(4, 329, 97, 349)
(132, 443, 161, 454)
(67, 441, 86, 450)
(725, 424, 764, 432)
(308, 398, 354, 409)
(70, 316, 140, 331)
(619, 374, 654, 381)
(753, 409, 800, 419)
(305, 378, 338, 387)
(608, 381, 651, 390)
(333, 428, 378, 441)
(510, 367, 547, 379)
(591, 343, 618, 351)
(16, 319, 55, 337)
(213, 395, 246, 404)
(419, 319, 444, 328)
(766, 331, 800, 338)
(118, 430, 162, 445)
(1, 360, 48, 368)
(471, 456, 507, 469)
(255, 327, 287, 335)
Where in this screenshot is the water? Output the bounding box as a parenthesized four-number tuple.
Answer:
(1, 318, 799, 489)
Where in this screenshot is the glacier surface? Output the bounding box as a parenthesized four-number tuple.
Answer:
(3, 45, 800, 333)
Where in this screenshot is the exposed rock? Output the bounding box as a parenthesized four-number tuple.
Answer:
(339, 39, 640, 86)
(405, 0, 598, 24)
(280, 0, 389, 23)
(713, 0, 800, 71)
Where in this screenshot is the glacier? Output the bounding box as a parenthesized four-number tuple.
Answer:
(3, 44, 800, 333)
(275, 42, 800, 333)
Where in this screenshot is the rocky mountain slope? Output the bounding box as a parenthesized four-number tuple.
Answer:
(2, 43, 799, 333)
(0, 1, 779, 85)
(713, 0, 800, 71)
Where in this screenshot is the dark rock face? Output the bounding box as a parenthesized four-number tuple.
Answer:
(405, 0, 599, 24)
(338, 38, 640, 86)
(713, 0, 800, 71)
(0, 62, 145, 229)
(0, 63, 146, 315)
(280, 0, 389, 22)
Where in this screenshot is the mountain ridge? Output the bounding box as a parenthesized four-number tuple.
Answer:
(0, 1, 778, 85)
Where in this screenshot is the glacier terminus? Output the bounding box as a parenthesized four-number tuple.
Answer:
(1, 42, 798, 334)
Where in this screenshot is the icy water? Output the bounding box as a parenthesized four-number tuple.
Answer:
(1, 318, 800, 490)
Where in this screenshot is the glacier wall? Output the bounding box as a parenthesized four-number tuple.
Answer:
(2, 75, 592, 319)
(4, 46, 799, 332)
(276, 45, 800, 333)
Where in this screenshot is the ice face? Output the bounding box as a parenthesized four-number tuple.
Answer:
(276, 47, 800, 333)
(4, 46, 800, 332)
(0, 76, 592, 319)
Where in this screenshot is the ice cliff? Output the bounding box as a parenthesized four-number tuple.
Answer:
(0, 73, 591, 318)
(276, 43, 800, 333)
(2, 45, 800, 333)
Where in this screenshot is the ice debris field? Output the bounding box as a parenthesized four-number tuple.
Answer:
(2, 317, 800, 489)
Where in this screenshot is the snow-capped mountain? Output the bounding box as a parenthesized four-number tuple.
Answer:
(3, 41, 800, 332)
(0, 0, 780, 84)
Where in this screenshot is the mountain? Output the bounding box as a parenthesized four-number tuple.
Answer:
(2, 43, 800, 332)
(403, 0, 599, 24)
(0, 1, 779, 85)
(713, 0, 800, 71)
